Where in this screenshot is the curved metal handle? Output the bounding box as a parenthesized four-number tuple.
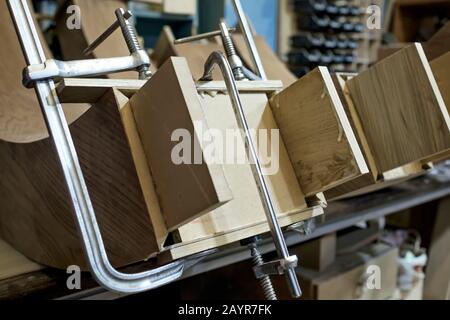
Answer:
(200, 52, 302, 298)
(8, 0, 184, 294)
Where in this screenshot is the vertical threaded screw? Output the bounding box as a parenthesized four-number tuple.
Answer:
(219, 21, 246, 80)
(251, 246, 278, 300)
(115, 8, 151, 80)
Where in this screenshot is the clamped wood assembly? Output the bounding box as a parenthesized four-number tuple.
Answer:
(175, 13, 303, 299)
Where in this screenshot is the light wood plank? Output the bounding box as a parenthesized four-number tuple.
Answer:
(347, 43, 450, 173)
(176, 92, 310, 244)
(57, 78, 283, 104)
(128, 57, 232, 231)
(269, 67, 368, 197)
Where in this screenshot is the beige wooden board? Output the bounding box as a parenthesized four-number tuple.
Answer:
(0, 239, 43, 282)
(167, 206, 323, 260)
(431, 52, 450, 114)
(57, 78, 283, 104)
(269, 67, 368, 197)
(348, 44, 450, 172)
(128, 57, 232, 231)
(115, 90, 168, 249)
(176, 92, 309, 244)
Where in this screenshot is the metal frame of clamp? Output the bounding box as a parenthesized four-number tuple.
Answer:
(7, 0, 213, 294)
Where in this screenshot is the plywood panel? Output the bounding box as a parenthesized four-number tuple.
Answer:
(176, 92, 309, 244)
(269, 67, 368, 196)
(128, 57, 232, 231)
(347, 43, 450, 172)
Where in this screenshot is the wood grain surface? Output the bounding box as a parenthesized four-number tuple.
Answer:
(0, 0, 87, 143)
(0, 90, 159, 269)
(129, 57, 232, 231)
(269, 67, 368, 196)
(347, 43, 450, 173)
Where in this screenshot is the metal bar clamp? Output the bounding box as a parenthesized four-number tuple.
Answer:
(7, 0, 208, 294)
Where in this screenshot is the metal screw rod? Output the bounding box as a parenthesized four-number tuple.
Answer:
(115, 8, 151, 80)
(174, 28, 236, 44)
(201, 52, 302, 298)
(219, 21, 245, 81)
(251, 245, 277, 300)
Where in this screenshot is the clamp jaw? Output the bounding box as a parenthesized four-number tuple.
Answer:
(22, 8, 151, 88)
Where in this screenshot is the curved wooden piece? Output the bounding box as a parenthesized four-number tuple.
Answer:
(0, 1, 88, 143)
(0, 89, 159, 269)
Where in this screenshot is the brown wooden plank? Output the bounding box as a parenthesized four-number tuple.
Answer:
(347, 43, 450, 173)
(0, 90, 159, 270)
(269, 67, 368, 196)
(0, 0, 88, 143)
(424, 197, 450, 300)
(128, 57, 232, 231)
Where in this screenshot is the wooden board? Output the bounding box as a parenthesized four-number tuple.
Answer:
(269, 67, 368, 196)
(0, 89, 160, 270)
(57, 78, 283, 104)
(291, 233, 336, 272)
(128, 57, 232, 231)
(55, 0, 155, 79)
(152, 26, 223, 80)
(0, 240, 43, 282)
(424, 197, 450, 300)
(174, 92, 310, 245)
(431, 52, 450, 113)
(0, 0, 88, 143)
(299, 244, 399, 300)
(232, 34, 297, 87)
(347, 43, 450, 173)
(152, 27, 297, 86)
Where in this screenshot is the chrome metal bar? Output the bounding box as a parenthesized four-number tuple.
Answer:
(231, 0, 267, 80)
(200, 51, 302, 298)
(8, 0, 185, 294)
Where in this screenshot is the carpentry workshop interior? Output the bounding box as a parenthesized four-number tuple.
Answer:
(0, 0, 449, 303)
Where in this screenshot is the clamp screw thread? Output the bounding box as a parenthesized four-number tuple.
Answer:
(251, 247, 278, 301)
